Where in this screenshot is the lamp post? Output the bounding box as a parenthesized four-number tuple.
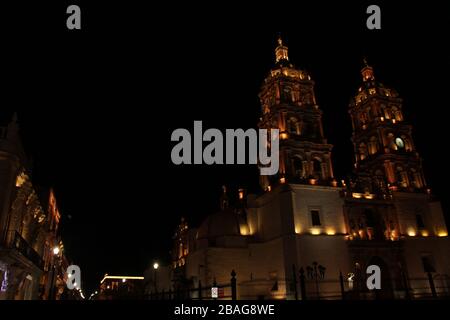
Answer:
(306, 261, 326, 299)
(49, 246, 60, 300)
(153, 262, 159, 299)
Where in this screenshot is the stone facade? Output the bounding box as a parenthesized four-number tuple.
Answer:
(0, 114, 65, 300)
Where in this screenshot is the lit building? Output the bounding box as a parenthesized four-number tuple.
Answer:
(0, 114, 70, 300)
(38, 189, 72, 301)
(98, 274, 144, 300)
(168, 37, 450, 300)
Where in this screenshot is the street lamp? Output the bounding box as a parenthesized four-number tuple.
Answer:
(50, 246, 60, 300)
(153, 262, 159, 298)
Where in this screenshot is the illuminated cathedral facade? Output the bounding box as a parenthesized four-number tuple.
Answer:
(165, 38, 450, 300)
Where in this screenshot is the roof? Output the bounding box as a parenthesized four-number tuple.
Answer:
(100, 275, 144, 284)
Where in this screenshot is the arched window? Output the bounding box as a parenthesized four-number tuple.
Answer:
(292, 157, 305, 178)
(368, 136, 378, 155)
(363, 209, 385, 240)
(396, 166, 409, 188)
(392, 106, 403, 121)
(288, 117, 301, 135)
(415, 208, 425, 230)
(312, 158, 322, 179)
(402, 136, 413, 152)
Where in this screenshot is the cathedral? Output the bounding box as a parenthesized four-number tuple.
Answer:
(165, 38, 450, 300)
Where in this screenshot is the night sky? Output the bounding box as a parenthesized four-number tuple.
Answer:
(2, 1, 450, 294)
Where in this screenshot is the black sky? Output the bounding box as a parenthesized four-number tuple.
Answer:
(2, 1, 450, 294)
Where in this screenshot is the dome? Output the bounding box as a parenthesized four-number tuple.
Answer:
(197, 209, 245, 240)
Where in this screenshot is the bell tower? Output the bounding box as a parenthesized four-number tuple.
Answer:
(258, 36, 335, 189)
(349, 60, 427, 193)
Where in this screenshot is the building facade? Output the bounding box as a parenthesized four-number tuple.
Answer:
(0, 114, 68, 300)
(98, 274, 144, 300)
(166, 38, 450, 300)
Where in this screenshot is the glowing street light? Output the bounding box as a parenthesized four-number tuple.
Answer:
(153, 261, 159, 296)
(49, 245, 61, 300)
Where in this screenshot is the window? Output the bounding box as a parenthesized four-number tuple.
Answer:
(392, 106, 403, 121)
(311, 210, 321, 226)
(416, 214, 425, 230)
(292, 157, 304, 178)
(313, 158, 322, 173)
